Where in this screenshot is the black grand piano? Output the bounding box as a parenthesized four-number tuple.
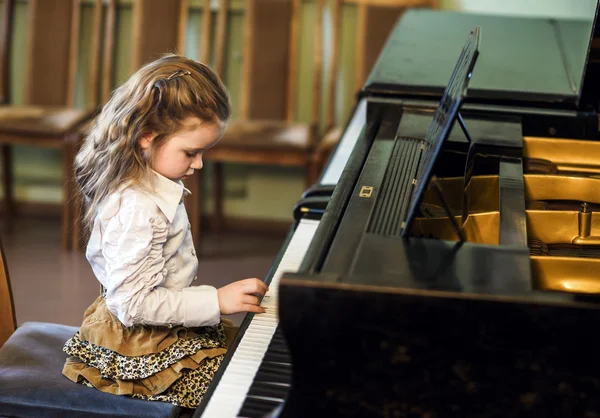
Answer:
(194, 3, 600, 417)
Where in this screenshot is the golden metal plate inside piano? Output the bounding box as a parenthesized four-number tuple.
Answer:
(528, 210, 600, 294)
(420, 175, 499, 214)
(413, 175, 499, 244)
(525, 175, 600, 204)
(523, 136, 600, 295)
(411, 212, 499, 244)
(524, 136, 600, 175)
(531, 256, 600, 294)
(527, 210, 600, 244)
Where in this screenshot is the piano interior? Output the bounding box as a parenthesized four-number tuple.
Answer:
(413, 132, 600, 294)
(523, 136, 600, 293)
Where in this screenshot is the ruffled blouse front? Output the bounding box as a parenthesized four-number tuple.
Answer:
(85, 171, 220, 328)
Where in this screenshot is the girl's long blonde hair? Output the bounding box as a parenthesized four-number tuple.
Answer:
(75, 54, 231, 231)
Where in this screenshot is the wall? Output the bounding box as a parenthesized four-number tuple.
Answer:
(1, 0, 597, 224)
(440, 0, 597, 19)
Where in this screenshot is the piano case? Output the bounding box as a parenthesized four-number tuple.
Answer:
(278, 4, 600, 418)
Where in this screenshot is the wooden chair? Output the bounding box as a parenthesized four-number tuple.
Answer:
(312, 0, 438, 178)
(0, 234, 187, 416)
(0, 0, 109, 252)
(181, 0, 325, 247)
(0, 0, 185, 252)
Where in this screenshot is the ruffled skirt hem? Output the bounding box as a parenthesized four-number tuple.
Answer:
(62, 296, 235, 408)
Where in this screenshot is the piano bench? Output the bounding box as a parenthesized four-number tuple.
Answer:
(0, 322, 187, 418)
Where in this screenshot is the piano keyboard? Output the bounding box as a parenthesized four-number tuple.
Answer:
(199, 218, 320, 418)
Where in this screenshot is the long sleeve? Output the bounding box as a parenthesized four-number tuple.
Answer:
(99, 201, 221, 328)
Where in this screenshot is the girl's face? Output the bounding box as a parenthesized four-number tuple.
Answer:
(140, 117, 225, 182)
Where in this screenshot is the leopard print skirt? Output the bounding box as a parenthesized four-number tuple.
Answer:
(62, 296, 236, 409)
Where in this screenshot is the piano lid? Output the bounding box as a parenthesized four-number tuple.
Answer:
(400, 26, 480, 236)
(364, 3, 599, 110)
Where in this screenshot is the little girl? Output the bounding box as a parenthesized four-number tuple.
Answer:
(62, 54, 268, 409)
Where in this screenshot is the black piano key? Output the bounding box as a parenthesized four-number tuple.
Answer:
(258, 360, 291, 374)
(239, 395, 283, 418)
(247, 381, 289, 400)
(263, 351, 291, 364)
(254, 368, 291, 384)
(264, 339, 290, 353)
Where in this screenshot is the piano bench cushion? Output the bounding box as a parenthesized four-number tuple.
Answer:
(0, 322, 184, 418)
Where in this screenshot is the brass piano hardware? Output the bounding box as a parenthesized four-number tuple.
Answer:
(412, 211, 499, 244)
(359, 186, 373, 198)
(300, 207, 309, 213)
(524, 175, 600, 204)
(421, 175, 499, 213)
(527, 210, 590, 244)
(572, 203, 600, 245)
(531, 256, 600, 294)
(523, 136, 600, 174)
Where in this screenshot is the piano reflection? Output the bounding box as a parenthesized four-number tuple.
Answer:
(194, 3, 600, 417)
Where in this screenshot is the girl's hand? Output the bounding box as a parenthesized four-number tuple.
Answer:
(217, 278, 269, 315)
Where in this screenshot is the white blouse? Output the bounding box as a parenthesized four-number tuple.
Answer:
(86, 171, 221, 328)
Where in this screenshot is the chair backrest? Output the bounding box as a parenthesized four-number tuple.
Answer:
(129, 0, 183, 76)
(241, 0, 324, 126)
(201, 0, 322, 126)
(205, 0, 435, 133)
(177, 0, 224, 70)
(325, 0, 437, 129)
(23, 0, 74, 106)
(0, 235, 17, 348)
(16, 0, 183, 108)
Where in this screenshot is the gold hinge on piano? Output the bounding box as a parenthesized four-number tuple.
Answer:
(359, 186, 373, 197)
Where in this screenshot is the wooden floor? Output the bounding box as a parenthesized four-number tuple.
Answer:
(1, 216, 286, 328)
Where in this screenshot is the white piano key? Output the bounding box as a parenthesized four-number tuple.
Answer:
(200, 219, 320, 418)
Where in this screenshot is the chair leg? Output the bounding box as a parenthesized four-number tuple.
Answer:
(1, 144, 14, 221)
(62, 140, 75, 251)
(213, 162, 224, 234)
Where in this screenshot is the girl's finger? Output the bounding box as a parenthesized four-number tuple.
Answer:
(242, 295, 260, 306)
(243, 304, 266, 314)
(244, 279, 268, 295)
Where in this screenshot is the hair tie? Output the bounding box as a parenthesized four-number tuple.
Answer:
(166, 69, 191, 80)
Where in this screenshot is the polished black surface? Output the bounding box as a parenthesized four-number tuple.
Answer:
(365, 8, 598, 108)
(362, 7, 600, 139)
(279, 280, 600, 418)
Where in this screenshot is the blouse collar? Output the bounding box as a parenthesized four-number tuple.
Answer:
(140, 170, 191, 223)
